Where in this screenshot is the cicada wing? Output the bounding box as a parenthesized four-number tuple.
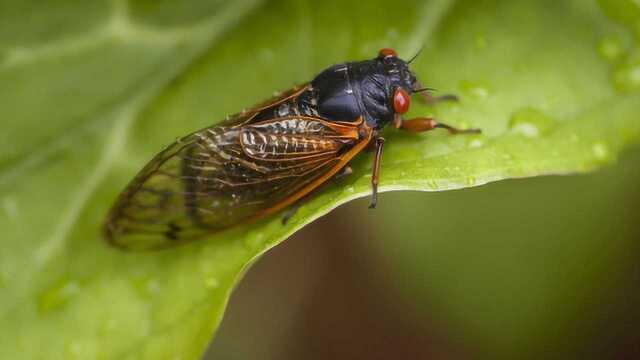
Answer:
(104, 115, 370, 251)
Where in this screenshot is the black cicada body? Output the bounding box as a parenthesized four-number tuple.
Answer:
(104, 48, 479, 250)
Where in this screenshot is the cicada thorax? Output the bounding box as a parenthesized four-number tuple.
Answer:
(249, 85, 320, 122)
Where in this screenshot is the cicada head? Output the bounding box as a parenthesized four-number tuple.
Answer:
(311, 48, 422, 130)
(355, 48, 420, 129)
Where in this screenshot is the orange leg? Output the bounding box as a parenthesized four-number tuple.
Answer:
(366, 118, 478, 211)
(369, 137, 385, 209)
(394, 116, 481, 134)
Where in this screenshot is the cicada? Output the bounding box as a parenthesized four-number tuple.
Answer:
(104, 48, 479, 250)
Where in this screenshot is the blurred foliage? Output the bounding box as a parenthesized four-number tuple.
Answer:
(207, 149, 640, 359)
(0, 0, 639, 359)
(373, 149, 640, 358)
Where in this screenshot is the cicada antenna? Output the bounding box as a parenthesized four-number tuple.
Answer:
(413, 87, 437, 93)
(407, 45, 424, 64)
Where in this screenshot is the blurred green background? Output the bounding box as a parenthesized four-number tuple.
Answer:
(208, 149, 640, 359)
(2, 0, 640, 359)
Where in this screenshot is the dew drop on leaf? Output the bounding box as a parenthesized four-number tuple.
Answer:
(613, 59, 640, 92)
(465, 176, 476, 186)
(466, 135, 484, 149)
(592, 141, 611, 161)
(205, 277, 219, 289)
(198, 260, 220, 289)
(244, 231, 265, 250)
(459, 80, 491, 100)
(597, 37, 625, 61)
(508, 107, 557, 138)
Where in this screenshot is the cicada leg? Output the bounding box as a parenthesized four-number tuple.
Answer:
(394, 116, 481, 135)
(281, 204, 301, 225)
(368, 137, 385, 209)
(367, 119, 477, 210)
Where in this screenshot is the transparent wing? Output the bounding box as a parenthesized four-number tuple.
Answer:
(104, 115, 368, 250)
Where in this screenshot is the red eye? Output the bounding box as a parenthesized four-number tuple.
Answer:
(378, 48, 398, 58)
(393, 88, 410, 114)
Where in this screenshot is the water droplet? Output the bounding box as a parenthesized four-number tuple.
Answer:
(245, 231, 266, 250)
(459, 80, 490, 100)
(197, 259, 219, 289)
(613, 60, 640, 92)
(597, 37, 625, 61)
(508, 107, 556, 138)
(592, 141, 610, 161)
(465, 176, 476, 186)
(466, 136, 484, 149)
(205, 277, 219, 289)
(456, 120, 472, 130)
(38, 279, 80, 314)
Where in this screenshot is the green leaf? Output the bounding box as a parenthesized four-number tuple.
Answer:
(1, 0, 639, 359)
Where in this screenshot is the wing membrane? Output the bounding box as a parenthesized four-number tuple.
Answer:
(104, 115, 370, 250)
